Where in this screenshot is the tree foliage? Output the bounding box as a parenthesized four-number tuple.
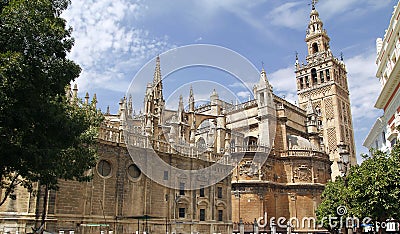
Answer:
(347, 143, 400, 222)
(317, 140, 400, 231)
(316, 177, 349, 232)
(0, 0, 103, 206)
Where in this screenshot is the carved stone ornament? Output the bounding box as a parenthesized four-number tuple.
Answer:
(293, 164, 312, 182)
(239, 161, 259, 178)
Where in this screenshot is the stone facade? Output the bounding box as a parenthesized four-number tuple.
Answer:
(0, 5, 356, 234)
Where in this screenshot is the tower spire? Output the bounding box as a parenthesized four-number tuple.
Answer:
(152, 55, 164, 116)
(305, 3, 330, 57)
(153, 55, 161, 84)
(189, 85, 195, 112)
(311, 0, 318, 10)
(295, 3, 356, 179)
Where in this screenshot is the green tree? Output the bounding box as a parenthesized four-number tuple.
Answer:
(347, 143, 400, 223)
(316, 176, 349, 232)
(0, 0, 103, 213)
(317, 140, 400, 232)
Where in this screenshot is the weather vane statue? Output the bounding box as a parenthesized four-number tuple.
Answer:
(311, 0, 319, 9)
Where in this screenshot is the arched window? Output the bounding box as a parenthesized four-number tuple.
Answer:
(299, 78, 304, 89)
(311, 68, 318, 84)
(326, 69, 331, 81)
(312, 43, 319, 53)
(320, 71, 324, 83)
(196, 137, 206, 149)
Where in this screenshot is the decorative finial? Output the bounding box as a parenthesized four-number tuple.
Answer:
(92, 93, 97, 108)
(340, 52, 344, 61)
(261, 61, 267, 76)
(85, 92, 89, 105)
(295, 51, 300, 67)
(71, 84, 78, 103)
(311, 0, 318, 10)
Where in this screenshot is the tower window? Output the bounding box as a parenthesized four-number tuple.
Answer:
(326, 69, 331, 81)
(311, 69, 317, 84)
(312, 43, 319, 53)
(305, 76, 310, 87)
(320, 71, 324, 83)
(259, 92, 265, 105)
(299, 78, 304, 89)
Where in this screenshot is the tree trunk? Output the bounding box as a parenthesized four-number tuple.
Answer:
(0, 174, 20, 207)
(40, 185, 49, 232)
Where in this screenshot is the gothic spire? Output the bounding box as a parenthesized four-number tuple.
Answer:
(153, 55, 161, 84)
(178, 94, 184, 122)
(128, 95, 133, 116)
(151, 55, 164, 115)
(189, 85, 195, 112)
(178, 94, 184, 113)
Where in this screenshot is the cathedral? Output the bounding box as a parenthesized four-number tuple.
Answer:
(0, 5, 356, 234)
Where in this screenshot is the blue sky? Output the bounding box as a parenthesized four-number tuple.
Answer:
(62, 0, 397, 161)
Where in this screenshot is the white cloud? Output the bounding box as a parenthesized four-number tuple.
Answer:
(344, 50, 384, 158)
(346, 51, 382, 120)
(266, 2, 307, 30)
(63, 0, 172, 94)
(237, 91, 251, 99)
(268, 66, 298, 104)
(265, 0, 392, 30)
(318, 0, 392, 19)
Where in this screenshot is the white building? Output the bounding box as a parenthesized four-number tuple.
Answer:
(364, 1, 400, 152)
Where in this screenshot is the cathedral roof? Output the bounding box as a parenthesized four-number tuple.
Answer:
(287, 134, 318, 150)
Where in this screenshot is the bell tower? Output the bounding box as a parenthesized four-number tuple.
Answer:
(295, 4, 356, 179)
